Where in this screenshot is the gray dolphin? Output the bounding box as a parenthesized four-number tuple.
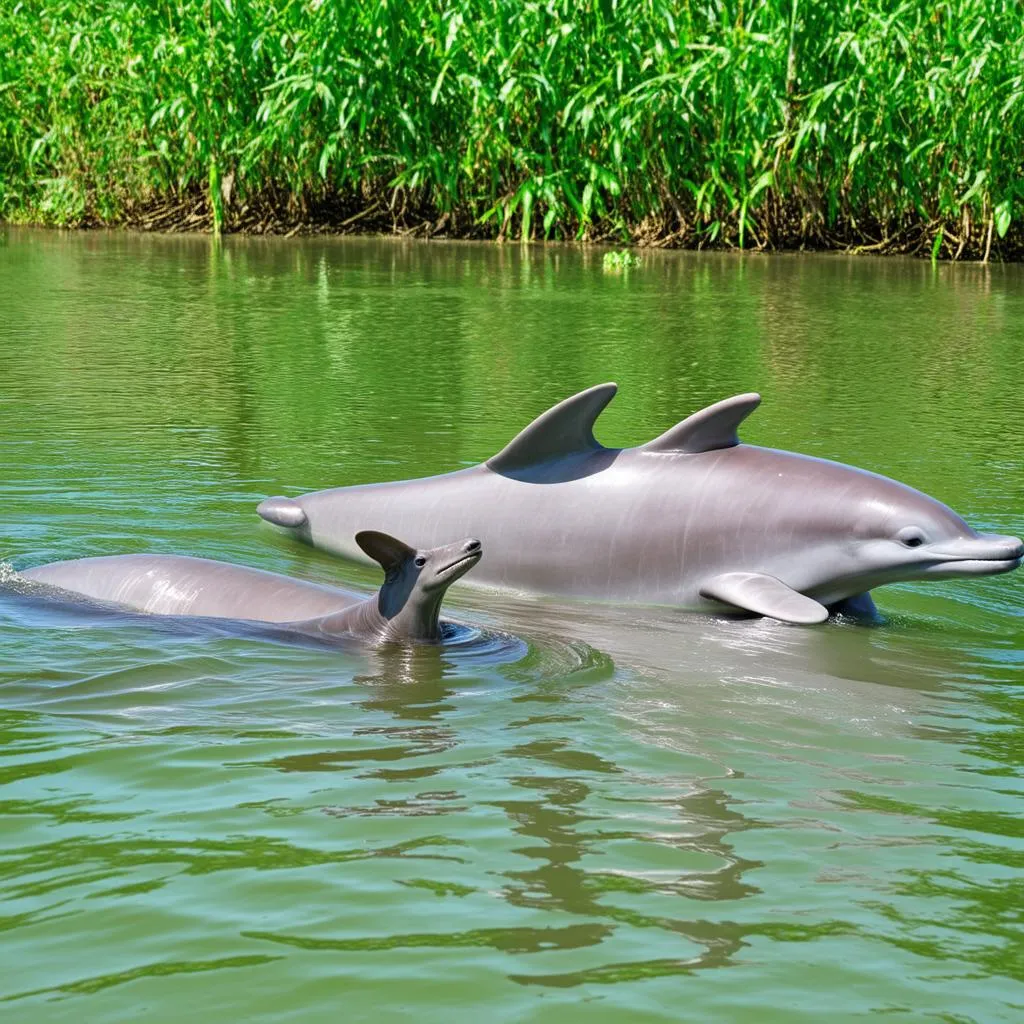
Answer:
(21, 532, 483, 643)
(256, 384, 1022, 625)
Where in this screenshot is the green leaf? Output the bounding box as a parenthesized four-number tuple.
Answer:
(444, 13, 463, 53)
(430, 62, 450, 105)
(581, 183, 594, 218)
(994, 200, 1012, 239)
(748, 170, 774, 200)
(315, 81, 334, 109)
(318, 143, 335, 180)
(958, 170, 986, 207)
(520, 186, 533, 241)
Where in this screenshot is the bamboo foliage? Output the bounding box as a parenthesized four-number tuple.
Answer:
(1, 0, 1022, 256)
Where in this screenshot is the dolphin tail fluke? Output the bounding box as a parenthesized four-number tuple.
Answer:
(257, 496, 308, 528)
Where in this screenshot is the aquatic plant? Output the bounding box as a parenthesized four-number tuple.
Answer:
(1, 0, 1022, 258)
(603, 250, 642, 271)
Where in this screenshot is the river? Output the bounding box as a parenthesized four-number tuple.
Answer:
(1, 229, 1022, 1022)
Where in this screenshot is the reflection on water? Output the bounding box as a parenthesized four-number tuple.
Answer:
(0, 230, 1023, 1021)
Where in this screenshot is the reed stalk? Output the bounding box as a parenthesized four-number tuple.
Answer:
(1, 0, 1021, 258)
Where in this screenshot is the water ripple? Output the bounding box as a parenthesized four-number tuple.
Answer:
(2, 233, 1024, 1021)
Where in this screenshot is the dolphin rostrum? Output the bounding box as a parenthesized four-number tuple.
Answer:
(256, 384, 1022, 625)
(21, 532, 483, 643)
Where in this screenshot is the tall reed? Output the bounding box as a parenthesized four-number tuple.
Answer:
(2, 0, 1022, 257)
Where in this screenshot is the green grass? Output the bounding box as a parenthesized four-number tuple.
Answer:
(2, 0, 1023, 257)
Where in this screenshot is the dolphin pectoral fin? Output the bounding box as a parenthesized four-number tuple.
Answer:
(486, 383, 617, 472)
(826, 592, 881, 622)
(700, 573, 829, 625)
(257, 496, 308, 528)
(641, 393, 761, 454)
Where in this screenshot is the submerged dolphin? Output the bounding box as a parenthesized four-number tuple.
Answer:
(257, 385, 1022, 625)
(21, 532, 482, 643)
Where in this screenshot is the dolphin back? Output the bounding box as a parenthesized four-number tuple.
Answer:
(22, 554, 358, 621)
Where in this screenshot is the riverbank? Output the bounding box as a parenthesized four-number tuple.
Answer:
(15, 185, 1023, 262)
(3, 1, 1022, 260)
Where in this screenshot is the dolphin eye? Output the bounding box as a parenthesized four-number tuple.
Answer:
(896, 527, 927, 548)
(414, 556, 427, 568)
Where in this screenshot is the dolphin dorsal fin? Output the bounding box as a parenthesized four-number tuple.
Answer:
(641, 393, 761, 454)
(487, 383, 617, 472)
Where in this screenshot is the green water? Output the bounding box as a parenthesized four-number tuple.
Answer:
(2, 229, 1023, 1022)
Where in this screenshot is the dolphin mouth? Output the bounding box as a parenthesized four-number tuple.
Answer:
(922, 555, 1023, 577)
(436, 551, 482, 579)
(917, 534, 1023, 577)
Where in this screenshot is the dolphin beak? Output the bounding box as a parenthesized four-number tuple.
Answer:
(257, 496, 308, 529)
(922, 533, 1024, 577)
(437, 551, 482, 580)
(436, 541, 483, 582)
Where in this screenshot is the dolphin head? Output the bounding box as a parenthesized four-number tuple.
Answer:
(411, 535, 485, 594)
(837, 477, 1022, 588)
(354, 531, 482, 641)
(728, 449, 1023, 608)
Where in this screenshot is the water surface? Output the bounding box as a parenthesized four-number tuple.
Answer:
(1, 229, 1023, 1022)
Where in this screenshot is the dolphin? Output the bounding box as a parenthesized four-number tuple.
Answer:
(20, 532, 483, 643)
(256, 384, 1022, 625)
